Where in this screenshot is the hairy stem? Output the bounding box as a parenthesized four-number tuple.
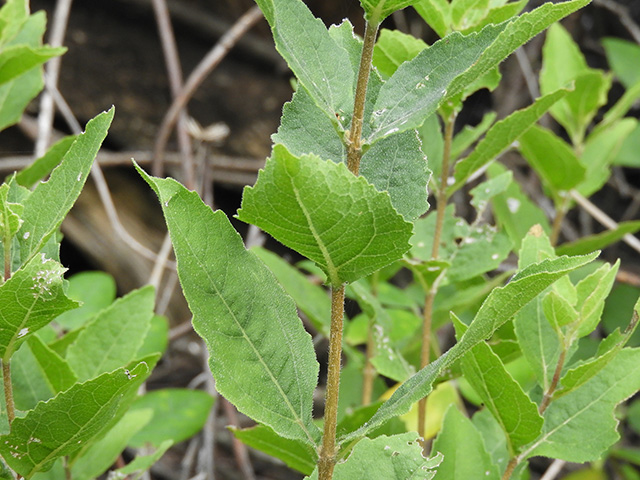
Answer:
(539, 348, 567, 414)
(502, 457, 519, 480)
(346, 20, 379, 175)
(3, 360, 15, 425)
(431, 115, 455, 259)
(318, 285, 345, 480)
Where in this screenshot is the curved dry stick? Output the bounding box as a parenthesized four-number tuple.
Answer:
(152, 6, 264, 177)
(150, 0, 196, 189)
(35, 0, 74, 157)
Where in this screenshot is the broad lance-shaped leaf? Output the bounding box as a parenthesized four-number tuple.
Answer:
(368, 22, 507, 144)
(454, 315, 543, 455)
(237, 145, 413, 286)
(137, 166, 321, 446)
(17, 108, 114, 267)
(307, 433, 443, 480)
(66, 286, 155, 382)
(0, 44, 65, 86)
(252, 247, 331, 336)
(444, 0, 591, 103)
(522, 348, 640, 463)
(0, 361, 151, 478)
(254, 0, 353, 123)
(556, 220, 640, 256)
(0, 255, 78, 362)
(431, 406, 500, 480)
(450, 89, 568, 193)
(340, 250, 598, 443)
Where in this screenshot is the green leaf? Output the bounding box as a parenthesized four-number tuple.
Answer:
(0, 44, 65, 86)
(469, 170, 512, 214)
(0, 0, 28, 47)
(602, 37, 640, 88)
(465, 0, 527, 34)
(128, 389, 214, 447)
(341, 250, 597, 442)
(0, 255, 78, 361)
(237, 145, 413, 286)
(307, 433, 442, 480)
(232, 424, 317, 475)
(431, 406, 500, 480)
(523, 348, 640, 463)
(349, 281, 415, 382)
(514, 227, 562, 391)
(22, 335, 77, 396)
(613, 122, 640, 167)
(451, 0, 490, 31)
(592, 80, 640, 138)
(414, 0, 450, 37)
(0, 361, 151, 478)
(252, 246, 331, 335)
(449, 110, 496, 162)
(111, 440, 172, 477)
(455, 316, 543, 454)
(53, 271, 117, 331)
(66, 286, 155, 382)
(447, 227, 512, 283)
(368, 22, 507, 144)
(17, 109, 114, 266)
(445, 0, 591, 104)
(70, 409, 153, 480)
(487, 163, 551, 249)
(360, 130, 430, 221)
(372, 29, 427, 79)
(556, 221, 640, 256)
(254, 0, 353, 122)
(574, 260, 619, 338)
(138, 167, 321, 446)
(15, 135, 76, 188)
(0, 12, 46, 132)
(0, 182, 23, 240)
(450, 89, 568, 193)
(359, 0, 423, 23)
(518, 124, 586, 194)
(578, 119, 636, 197)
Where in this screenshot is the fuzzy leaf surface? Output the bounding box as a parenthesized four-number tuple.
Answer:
(66, 286, 154, 382)
(368, 23, 507, 144)
(252, 247, 331, 335)
(341, 251, 597, 442)
(0, 255, 77, 361)
(444, 0, 591, 102)
(254, 0, 353, 121)
(372, 28, 426, 79)
(237, 146, 413, 286)
(431, 406, 500, 480)
(18, 109, 113, 266)
(15, 136, 76, 188)
(450, 89, 568, 193)
(0, 362, 150, 478)
(139, 168, 320, 445)
(523, 348, 640, 462)
(308, 433, 442, 480)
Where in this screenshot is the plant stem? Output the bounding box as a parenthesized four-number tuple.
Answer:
(539, 348, 566, 414)
(431, 115, 456, 259)
(346, 20, 379, 175)
(417, 113, 455, 443)
(502, 457, 519, 480)
(318, 285, 345, 480)
(549, 194, 570, 247)
(3, 360, 15, 425)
